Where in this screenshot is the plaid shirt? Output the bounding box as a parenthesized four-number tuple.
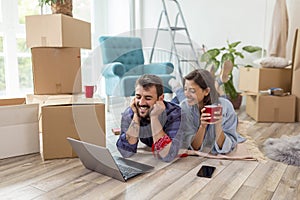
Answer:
(116, 101, 183, 162)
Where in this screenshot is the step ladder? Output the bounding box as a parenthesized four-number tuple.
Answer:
(149, 0, 200, 80)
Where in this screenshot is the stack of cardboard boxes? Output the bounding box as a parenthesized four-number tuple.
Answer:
(239, 28, 300, 123)
(239, 65, 296, 122)
(24, 14, 106, 160)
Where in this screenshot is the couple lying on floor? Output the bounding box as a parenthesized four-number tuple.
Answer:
(116, 62, 245, 162)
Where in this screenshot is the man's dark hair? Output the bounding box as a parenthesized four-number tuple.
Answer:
(135, 74, 164, 97)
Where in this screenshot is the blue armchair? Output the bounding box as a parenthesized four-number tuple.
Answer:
(99, 36, 175, 109)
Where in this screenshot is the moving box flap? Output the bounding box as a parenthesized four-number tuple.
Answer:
(0, 98, 26, 106)
(0, 102, 39, 127)
(241, 91, 258, 96)
(292, 28, 299, 72)
(291, 28, 300, 121)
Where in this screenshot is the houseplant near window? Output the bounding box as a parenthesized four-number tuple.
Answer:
(200, 41, 262, 109)
(38, 0, 73, 17)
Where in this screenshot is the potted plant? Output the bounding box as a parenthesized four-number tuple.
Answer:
(200, 41, 262, 109)
(38, 0, 73, 17)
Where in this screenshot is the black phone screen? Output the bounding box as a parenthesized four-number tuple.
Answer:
(196, 165, 216, 178)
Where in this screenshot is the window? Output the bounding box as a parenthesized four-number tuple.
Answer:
(0, 0, 132, 98)
(0, 36, 4, 95)
(17, 37, 32, 93)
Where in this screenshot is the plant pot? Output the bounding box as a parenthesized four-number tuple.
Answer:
(51, 0, 73, 17)
(229, 93, 243, 110)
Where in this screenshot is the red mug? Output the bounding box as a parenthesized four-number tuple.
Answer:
(204, 105, 222, 123)
(84, 85, 97, 98)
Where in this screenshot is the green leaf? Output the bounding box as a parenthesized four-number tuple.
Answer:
(200, 49, 220, 62)
(242, 46, 262, 53)
(229, 41, 241, 49)
(234, 52, 244, 59)
(206, 49, 220, 58)
(229, 48, 236, 54)
(221, 53, 234, 64)
(210, 59, 220, 71)
(200, 53, 211, 62)
(38, 0, 65, 6)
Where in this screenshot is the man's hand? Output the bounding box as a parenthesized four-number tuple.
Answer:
(126, 97, 140, 144)
(130, 97, 138, 114)
(150, 101, 166, 117)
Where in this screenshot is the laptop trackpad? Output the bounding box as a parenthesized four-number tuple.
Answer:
(114, 156, 154, 172)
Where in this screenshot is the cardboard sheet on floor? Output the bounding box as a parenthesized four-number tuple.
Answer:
(184, 143, 257, 161)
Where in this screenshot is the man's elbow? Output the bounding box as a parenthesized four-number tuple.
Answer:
(117, 147, 136, 158)
(159, 144, 178, 162)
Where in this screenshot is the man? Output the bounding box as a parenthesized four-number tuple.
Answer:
(116, 74, 183, 162)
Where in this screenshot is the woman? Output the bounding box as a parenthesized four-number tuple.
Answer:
(174, 69, 245, 154)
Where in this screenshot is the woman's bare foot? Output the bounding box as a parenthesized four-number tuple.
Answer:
(220, 60, 233, 83)
(168, 78, 181, 92)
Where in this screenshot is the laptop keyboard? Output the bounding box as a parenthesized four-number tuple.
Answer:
(118, 165, 141, 177)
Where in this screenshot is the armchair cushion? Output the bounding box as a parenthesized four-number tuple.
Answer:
(102, 62, 126, 78)
(99, 36, 145, 72)
(143, 62, 174, 74)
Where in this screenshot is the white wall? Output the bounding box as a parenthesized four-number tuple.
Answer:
(137, 0, 272, 95)
(139, 0, 300, 60)
(140, 0, 270, 51)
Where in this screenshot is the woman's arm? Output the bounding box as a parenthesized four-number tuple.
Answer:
(191, 124, 206, 150)
(213, 98, 239, 154)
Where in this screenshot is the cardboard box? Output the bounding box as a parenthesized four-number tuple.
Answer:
(26, 14, 91, 49)
(239, 67, 292, 93)
(246, 94, 296, 122)
(0, 98, 39, 159)
(31, 47, 82, 95)
(26, 94, 104, 133)
(292, 28, 300, 121)
(41, 103, 106, 160)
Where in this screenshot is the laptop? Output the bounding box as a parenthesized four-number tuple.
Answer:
(67, 137, 154, 182)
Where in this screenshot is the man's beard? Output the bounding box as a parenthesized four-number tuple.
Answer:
(136, 102, 151, 119)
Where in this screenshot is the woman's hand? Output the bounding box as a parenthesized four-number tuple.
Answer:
(200, 105, 223, 125)
(200, 107, 209, 128)
(201, 104, 225, 149)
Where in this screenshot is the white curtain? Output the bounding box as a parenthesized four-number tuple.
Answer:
(268, 0, 289, 58)
(286, 0, 300, 60)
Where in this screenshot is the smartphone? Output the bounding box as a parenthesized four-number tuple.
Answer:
(196, 165, 216, 178)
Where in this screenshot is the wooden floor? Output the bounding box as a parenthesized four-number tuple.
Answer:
(1, 103, 300, 200)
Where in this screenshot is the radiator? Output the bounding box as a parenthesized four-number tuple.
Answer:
(144, 47, 202, 79)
